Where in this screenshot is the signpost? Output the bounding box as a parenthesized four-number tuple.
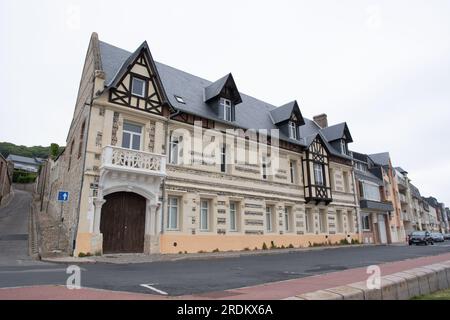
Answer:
(57, 191, 69, 250)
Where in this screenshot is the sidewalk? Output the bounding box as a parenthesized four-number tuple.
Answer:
(2, 252, 450, 300)
(41, 243, 373, 264)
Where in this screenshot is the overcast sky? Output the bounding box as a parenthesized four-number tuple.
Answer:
(1, 0, 449, 205)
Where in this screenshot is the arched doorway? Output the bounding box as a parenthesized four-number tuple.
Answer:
(100, 192, 146, 253)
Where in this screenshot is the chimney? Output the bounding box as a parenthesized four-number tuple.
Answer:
(313, 113, 328, 128)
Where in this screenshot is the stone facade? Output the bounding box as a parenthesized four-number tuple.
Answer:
(0, 154, 13, 206)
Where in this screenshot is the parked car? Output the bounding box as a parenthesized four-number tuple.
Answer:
(444, 233, 450, 240)
(431, 232, 445, 242)
(408, 231, 434, 246)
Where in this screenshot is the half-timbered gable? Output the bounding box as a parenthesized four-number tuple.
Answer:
(302, 134, 333, 204)
(107, 42, 169, 116)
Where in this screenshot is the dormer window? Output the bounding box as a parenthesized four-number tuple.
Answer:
(288, 121, 298, 140)
(340, 139, 347, 155)
(131, 77, 146, 97)
(220, 98, 232, 122)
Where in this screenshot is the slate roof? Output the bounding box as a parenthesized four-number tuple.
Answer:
(369, 152, 391, 167)
(98, 40, 353, 160)
(204, 73, 242, 104)
(269, 101, 304, 125)
(6, 154, 41, 166)
(355, 170, 383, 186)
(321, 122, 353, 143)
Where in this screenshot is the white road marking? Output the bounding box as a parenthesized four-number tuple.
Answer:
(0, 268, 86, 274)
(140, 283, 168, 295)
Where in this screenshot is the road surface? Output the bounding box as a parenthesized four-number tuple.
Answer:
(0, 189, 449, 296)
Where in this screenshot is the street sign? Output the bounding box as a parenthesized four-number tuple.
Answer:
(58, 191, 69, 202)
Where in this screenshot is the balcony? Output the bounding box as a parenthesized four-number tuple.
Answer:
(399, 193, 408, 204)
(101, 146, 166, 177)
(396, 175, 407, 191)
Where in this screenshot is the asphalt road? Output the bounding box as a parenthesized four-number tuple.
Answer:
(1, 189, 449, 296)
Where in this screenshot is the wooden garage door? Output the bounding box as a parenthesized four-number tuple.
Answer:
(100, 192, 146, 253)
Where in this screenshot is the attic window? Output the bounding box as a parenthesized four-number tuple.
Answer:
(174, 95, 185, 104)
(288, 121, 298, 140)
(220, 98, 232, 122)
(131, 77, 146, 97)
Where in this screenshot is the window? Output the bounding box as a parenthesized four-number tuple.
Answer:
(265, 206, 273, 232)
(78, 121, 85, 159)
(167, 197, 179, 230)
(289, 160, 296, 184)
(362, 181, 381, 201)
(314, 163, 324, 186)
(347, 211, 354, 233)
(220, 144, 226, 173)
(288, 121, 297, 140)
(200, 200, 209, 231)
(174, 95, 185, 104)
(131, 77, 146, 97)
(261, 156, 268, 180)
(220, 98, 232, 121)
(336, 210, 344, 233)
(229, 202, 237, 231)
(284, 207, 291, 232)
(169, 135, 179, 164)
(343, 171, 350, 193)
(341, 139, 347, 155)
(122, 122, 142, 150)
(319, 209, 327, 233)
(305, 209, 313, 233)
(362, 214, 371, 231)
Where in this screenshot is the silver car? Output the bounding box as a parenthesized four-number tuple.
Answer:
(431, 232, 445, 242)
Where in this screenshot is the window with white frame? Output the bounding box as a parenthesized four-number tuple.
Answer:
(169, 135, 179, 164)
(220, 98, 232, 121)
(167, 197, 179, 230)
(200, 200, 209, 231)
(319, 209, 327, 233)
(229, 202, 237, 231)
(265, 206, 273, 232)
(122, 122, 142, 150)
(313, 163, 324, 186)
(289, 160, 296, 184)
(284, 207, 292, 232)
(305, 208, 313, 233)
(131, 77, 146, 97)
(362, 214, 371, 231)
(340, 139, 347, 155)
(288, 121, 298, 140)
(362, 181, 381, 201)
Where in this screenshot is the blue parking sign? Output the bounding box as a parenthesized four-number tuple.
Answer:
(58, 191, 69, 202)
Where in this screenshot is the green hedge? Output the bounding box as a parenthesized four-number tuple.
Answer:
(12, 170, 37, 183)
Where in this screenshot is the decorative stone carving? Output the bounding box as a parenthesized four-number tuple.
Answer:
(111, 112, 120, 146)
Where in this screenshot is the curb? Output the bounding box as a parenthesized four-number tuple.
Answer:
(285, 260, 450, 300)
(40, 243, 379, 265)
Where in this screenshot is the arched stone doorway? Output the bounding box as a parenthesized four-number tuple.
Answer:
(100, 192, 146, 253)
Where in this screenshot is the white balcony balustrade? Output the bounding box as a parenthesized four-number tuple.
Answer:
(101, 146, 166, 177)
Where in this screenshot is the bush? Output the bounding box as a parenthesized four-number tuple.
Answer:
(270, 241, 277, 249)
(13, 170, 37, 183)
(262, 242, 268, 250)
(212, 248, 220, 253)
(78, 252, 92, 257)
(288, 244, 294, 249)
(254, 247, 258, 251)
(243, 247, 250, 251)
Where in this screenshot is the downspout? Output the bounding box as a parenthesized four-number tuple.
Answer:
(350, 157, 362, 244)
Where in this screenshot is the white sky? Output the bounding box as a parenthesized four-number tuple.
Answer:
(1, 0, 449, 206)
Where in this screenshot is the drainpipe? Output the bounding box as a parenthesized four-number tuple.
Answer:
(161, 108, 181, 234)
(350, 158, 362, 244)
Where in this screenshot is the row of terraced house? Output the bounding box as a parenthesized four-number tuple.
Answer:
(35, 33, 449, 257)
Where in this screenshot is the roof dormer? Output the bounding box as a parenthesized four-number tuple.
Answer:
(204, 73, 242, 122)
(270, 100, 305, 140)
